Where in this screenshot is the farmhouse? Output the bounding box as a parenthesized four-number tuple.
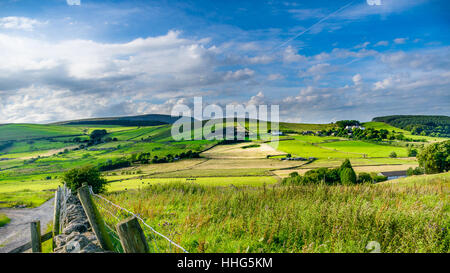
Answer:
(271, 131, 284, 136)
(345, 125, 366, 130)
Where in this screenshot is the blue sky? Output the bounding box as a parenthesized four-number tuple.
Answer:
(0, 0, 448, 123)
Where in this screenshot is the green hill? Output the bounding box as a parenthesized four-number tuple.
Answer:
(51, 114, 191, 126)
(0, 124, 84, 142)
(372, 115, 450, 138)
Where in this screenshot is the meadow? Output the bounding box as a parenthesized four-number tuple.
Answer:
(104, 172, 449, 253)
(0, 120, 446, 215)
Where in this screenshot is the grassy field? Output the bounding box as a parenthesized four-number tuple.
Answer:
(0, 124, 84, 142)
(320, 140, 408, 157)
(279, 122, 336, 133)
(104, 172, 449, 253)
(107, 176, 278, 192)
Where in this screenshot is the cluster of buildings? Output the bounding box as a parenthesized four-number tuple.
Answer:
(281, 156, 317, 161)
(344, 125, 366, 131)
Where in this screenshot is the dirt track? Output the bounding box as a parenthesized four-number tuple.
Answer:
(0, 198, 54, 253)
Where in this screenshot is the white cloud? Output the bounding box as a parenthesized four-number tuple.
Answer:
(354, 42, 370, 49)
(67, 0, 81, 6)
(0, 31, 259, 123)
(374, 41, 389, 47)
(352, 74, 363, 85)
(394, 37, 407, 44)
(0, 17, 43, 31)
(283, 46, 307, 63)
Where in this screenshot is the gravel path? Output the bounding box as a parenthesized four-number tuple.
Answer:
(0, 198, 54, 253)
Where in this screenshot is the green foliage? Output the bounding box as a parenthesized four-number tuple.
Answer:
(340, 167, 357, 185)
(98, 158, 131, 171)
(407, 147, 418, 157)
(417, 140, 450, 174)
(371, 173, 388, 182)
(373, 115, 450, 137)
(62, 165, 108, 193)
(336, 120, 361, 128)
(357, 172, 373, 183)
(89, 129, 108, 145)
(340, 158, 353, 169)
(0, 213, 10, 227)
(406, 167, 425, 176)
(389, 151, 397, 158)
(282, 159, 359, 185)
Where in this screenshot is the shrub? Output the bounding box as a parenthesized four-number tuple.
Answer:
(389, 151, 397, 158)
(408, 148, 418, 157)
(62, 165, 108, 193)
(370, 173, 388, 182)
(357, 172, 373, 183)
(406, 167, 425, 176)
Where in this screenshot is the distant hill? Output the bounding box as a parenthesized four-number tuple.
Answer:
(372, 115, 450, 138)
(52, 114, 191, 126)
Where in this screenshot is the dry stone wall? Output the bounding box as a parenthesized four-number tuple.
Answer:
(53, 194, 106, 253)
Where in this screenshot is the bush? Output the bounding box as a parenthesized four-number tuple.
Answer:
(406, 167, 425, 176)
(389, 151, 397, 158)
(357, 172, 373, 183)
(62, 165, 108, 193)
(370, 173, 388, 182)
(408, 148, 418, 157)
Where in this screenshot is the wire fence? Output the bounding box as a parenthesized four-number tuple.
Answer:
(88, 186, 188, 253)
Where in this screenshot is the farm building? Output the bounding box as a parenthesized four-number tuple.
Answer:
(378, 170, 407, 180)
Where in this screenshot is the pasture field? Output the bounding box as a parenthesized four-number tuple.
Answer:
(279, 122, 337, 133)
(104, 172, 450, 253)
(320, 140, 408, 157)
(107, 176, 278, 192)
(201, 142, 285, 159)
(268, 139, 362, 159)
(269, 138, 410, 159)
(0, 124, 84, 142)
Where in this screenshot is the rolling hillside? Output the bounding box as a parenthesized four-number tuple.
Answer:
(51, 114, 192, 126)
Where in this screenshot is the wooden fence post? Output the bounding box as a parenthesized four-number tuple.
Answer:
(116, 217, 149, 253)
(30, 221, 41, 253)
(77, 185, 115, 251)
(52, 186, 62, 249)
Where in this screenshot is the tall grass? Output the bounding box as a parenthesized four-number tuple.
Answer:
(105, 176, 449, 253)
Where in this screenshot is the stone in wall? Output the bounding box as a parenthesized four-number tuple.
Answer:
(53, 195, 105, 253)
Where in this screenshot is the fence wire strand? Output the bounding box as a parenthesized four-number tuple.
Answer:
(88, 186, 188, 253)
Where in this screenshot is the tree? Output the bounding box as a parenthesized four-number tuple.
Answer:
(417, 140, 450, 174)
(89, 129, 107, 145)
(340, 168, 357, 185)
(339, 159, 357, 185)
(62, 165, 108, 193)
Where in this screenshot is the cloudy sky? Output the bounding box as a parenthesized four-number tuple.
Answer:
(0, 0, 449, 124)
